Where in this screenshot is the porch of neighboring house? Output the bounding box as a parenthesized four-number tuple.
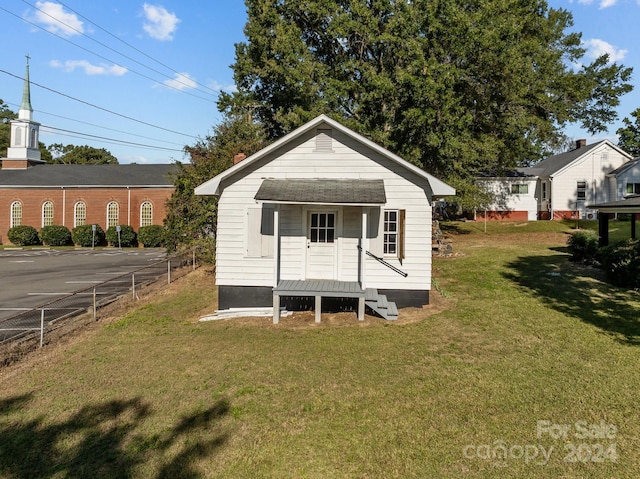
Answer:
(588, 196, 640, 246)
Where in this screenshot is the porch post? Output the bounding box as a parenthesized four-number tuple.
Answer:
(273, 205, 280, 324)
(632, 213, 637, 240)
(598, 213, 609, 247)
(359, 208, 367, 321)
(315, 296, 322, 323)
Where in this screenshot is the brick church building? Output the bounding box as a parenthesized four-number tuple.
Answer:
(0, 60, 176, 244)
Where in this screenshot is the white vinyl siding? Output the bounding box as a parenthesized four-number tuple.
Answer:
(214, 128, 433, 291)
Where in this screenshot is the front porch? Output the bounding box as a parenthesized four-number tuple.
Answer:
(272, 279, 397, 323)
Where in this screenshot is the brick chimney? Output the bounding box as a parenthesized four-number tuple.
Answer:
(233, 152, 246, 164)
(576, 139, 587, 149)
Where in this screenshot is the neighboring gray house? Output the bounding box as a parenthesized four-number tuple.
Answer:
(195, 115, 454, 323)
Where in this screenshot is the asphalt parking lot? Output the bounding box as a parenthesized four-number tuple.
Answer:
(0, 248, 167, 323)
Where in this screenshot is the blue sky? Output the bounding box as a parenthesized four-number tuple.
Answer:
(0, 1, 639, 165)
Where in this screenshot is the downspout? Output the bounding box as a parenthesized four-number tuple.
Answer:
(127, 187, 131, 226)
(549, 177, 553, 220)
(62, 186, 66, 227)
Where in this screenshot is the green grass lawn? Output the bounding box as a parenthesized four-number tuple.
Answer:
(1, 223, 640, 478)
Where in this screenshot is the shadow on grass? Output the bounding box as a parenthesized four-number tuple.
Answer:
(0, 396, 230, 479)
(439, 222, 472, 235)
(503, 253, 640, 346)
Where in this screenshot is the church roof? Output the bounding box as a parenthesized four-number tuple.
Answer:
(0, 164, 177, 188)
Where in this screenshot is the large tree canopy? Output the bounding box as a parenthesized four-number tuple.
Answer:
(46, 144, 118, 164)
(220, 0, 632, 181)
(0, 99, 17, 158)
(617, 108, 640, 157)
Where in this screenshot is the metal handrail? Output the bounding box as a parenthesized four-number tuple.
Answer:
(357, 245, 408, 277)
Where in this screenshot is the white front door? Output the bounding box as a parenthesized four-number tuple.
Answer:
(306, 211, 337, 279)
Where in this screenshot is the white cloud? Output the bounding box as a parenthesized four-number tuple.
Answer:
(29, 1, 84, 37)
(142, 4, 180, 41)
(583, 38, 627, 63)
(164, 72, 197, 91)
(207, 80, 237, 93)
(574, 0, 618, 6)
(50, 59, 128, 76)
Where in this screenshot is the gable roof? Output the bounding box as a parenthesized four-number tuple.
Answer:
(0, 164, 177, 188)
(609, 157, 640, 176)
(529, 140, 632, 177)
(195, 114, 455, 197)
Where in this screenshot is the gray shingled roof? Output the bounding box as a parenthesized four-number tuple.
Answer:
(529, 141, 604, 177)
(0, 164, 177, 187)
(609, 157, 640, 176)
(255, 179, 386, 204)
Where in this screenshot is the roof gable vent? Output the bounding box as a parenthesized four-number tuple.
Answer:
(315, 128, 333, 152)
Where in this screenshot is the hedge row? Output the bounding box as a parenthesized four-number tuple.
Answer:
(567, 230, 640, 289)
(6, 224, 166, 248)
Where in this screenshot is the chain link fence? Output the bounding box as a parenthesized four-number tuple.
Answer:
(0, 249, 199, 366)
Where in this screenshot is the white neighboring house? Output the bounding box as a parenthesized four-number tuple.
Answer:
(478, 139, 633, 220)
(195, 115, 454, 323)
(609, 157, 640, 200)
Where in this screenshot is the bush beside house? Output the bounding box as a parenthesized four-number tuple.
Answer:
(106, 225, 137, 247)
(72, 224, 105, 247)
(138, 225, 165, 247)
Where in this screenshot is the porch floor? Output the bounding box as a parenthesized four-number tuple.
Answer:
(272, 279, 365, 324)
(273, 279, 365, 298)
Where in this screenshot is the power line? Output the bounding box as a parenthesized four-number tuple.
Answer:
(20, 0, 219, 98)
(0, 4, 219, 103)
(55, 0, 222, 96)
(0, 69, 199, 139)
(6, 100, 188, 147)
(40, 125, 186, 152)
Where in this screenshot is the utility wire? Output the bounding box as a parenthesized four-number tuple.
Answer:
(0, 69, 199, 139)
(0, 5, 217, 103)
(56, 0, 222, 96)
(20, 0, 218, 97)
(7, 100, 188, 147)
(40, 124, 186, 152)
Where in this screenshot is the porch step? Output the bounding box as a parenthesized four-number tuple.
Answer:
(364, 288, 398, 321)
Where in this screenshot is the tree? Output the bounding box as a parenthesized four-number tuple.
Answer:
(0, 99, 17, 157)
(46, 144, 118, 164)
(221, 0, 632, 193)
(164, 114, 266, 261)
(617, 108, 640, 157)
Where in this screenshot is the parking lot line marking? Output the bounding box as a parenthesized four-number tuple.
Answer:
(65, 281, 102, 284)
(9, 260, 34, 263)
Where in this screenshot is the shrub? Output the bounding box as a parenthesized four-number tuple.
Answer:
(39, 225, 72, 246)
(567, 230, 599, 263)
(72, 224, 105, 247)
(599, 240, 640, 289)
(138, 225, 165, 247)
(7, 225, 40, 246)
(106, 225, 137, 247)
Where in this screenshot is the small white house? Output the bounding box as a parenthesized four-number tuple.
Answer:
(478, 139, 633, 220)
(195, 115, 454, 323)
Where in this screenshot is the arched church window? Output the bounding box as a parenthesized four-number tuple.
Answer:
(42, 201, 54, 227)
(106, 201, 119, 228)
(140, 201, 153, 227)
(74, 201, 86, 227)
(10, 201, 22, 228)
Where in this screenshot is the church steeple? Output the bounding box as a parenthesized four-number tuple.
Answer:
(19, 54, 33, 121)
(2, 55, 43, 169)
